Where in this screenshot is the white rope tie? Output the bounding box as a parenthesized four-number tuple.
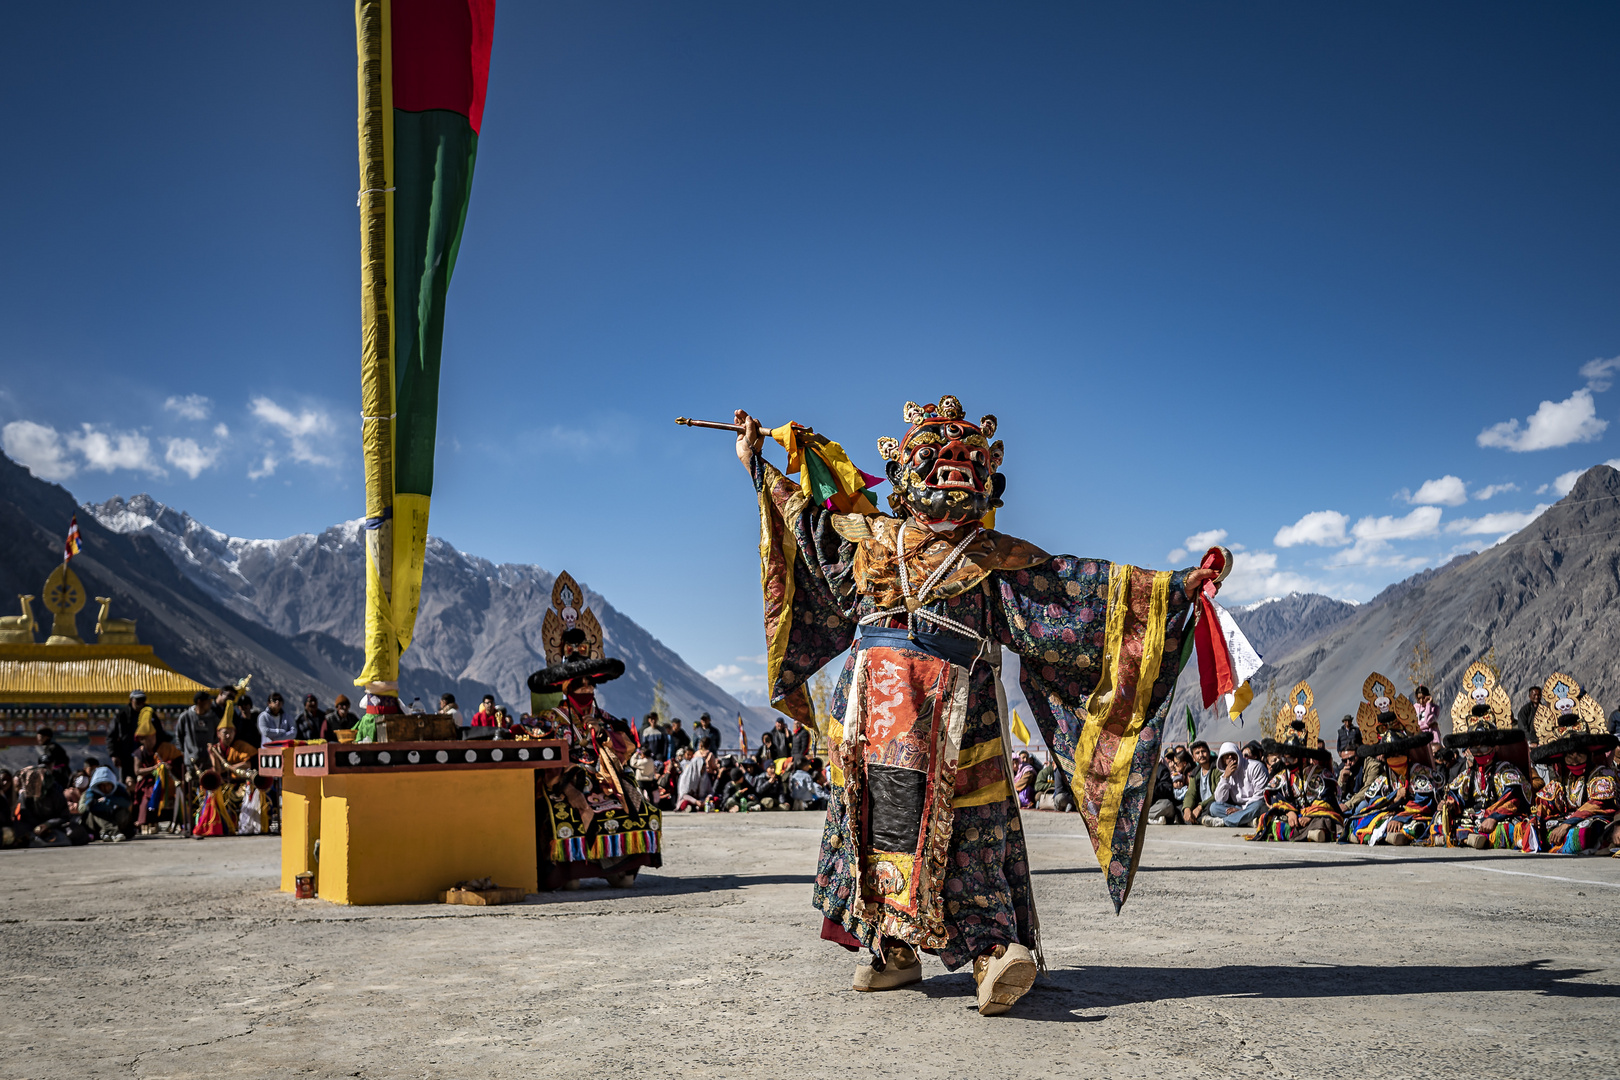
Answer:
(859, 519, 986, 644)
(356, 187, 396, 206)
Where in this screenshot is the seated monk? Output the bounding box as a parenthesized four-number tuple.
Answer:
(194, 715, 256, 837)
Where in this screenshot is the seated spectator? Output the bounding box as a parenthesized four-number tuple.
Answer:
(676, 746, 714, 811)
(1182, 741, 1219, 824)
(327, 695, 356, 737)
(15, 765, 87, 846)
(750, 761, 783, 810)
(130, 722, 182, 834)
(1032, 760, 1056, 808)
(0, 769, 22, 848)
(1203, 741, 1269, 827)
(721, 768, 754, 812)
(65, 757, 101, 814)
(787, 760, 828, 810)
(80, 766, 134, 842)
(1149, 751, 1193, 825)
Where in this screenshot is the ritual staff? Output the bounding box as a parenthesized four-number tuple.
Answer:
(727, 398, 1220, 1017)
(528, 577, 662, 891)
(1343, 725, 1436, 846)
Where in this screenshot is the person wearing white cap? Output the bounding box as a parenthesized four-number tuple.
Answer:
(1204, 741, 1269, 827)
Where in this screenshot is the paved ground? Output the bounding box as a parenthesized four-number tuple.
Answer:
(2, 811, 1618, 1080)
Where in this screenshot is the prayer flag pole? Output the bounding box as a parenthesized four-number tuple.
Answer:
(354, 0, 495, 703)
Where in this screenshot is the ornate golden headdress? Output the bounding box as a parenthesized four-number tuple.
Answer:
(1450, 658, 1512, 731)
(875, 394, 1003, 466)
(1532, 672, 1606, 745)
(1274, 681, 1320, 749)
(540, 571, 603, 664)
(1355, 672, 1417, 744)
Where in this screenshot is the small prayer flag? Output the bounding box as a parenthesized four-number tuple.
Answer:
(1226, 679, 1255, 721)
(770, 423, 884, 514)
(63, 515, 82, 562)
(1184, 705, 1197, 745)
(737, 713, 748, 755)
(1010, 709, 1032, 747)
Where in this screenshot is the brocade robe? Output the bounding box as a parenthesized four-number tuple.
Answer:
(1246, 764, 1342, 841)
(1533, 766, 1617, 852)
(752, 457, 1194, 968)
(1439, 760, 1537, 851)
(532, 701, 662, 885)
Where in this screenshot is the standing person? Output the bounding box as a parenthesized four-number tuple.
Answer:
(760, 718, 791, 767)
(35, 728, 71, 788)
(232, 695, 261, 748)
(108, 690, 145, 786)
(1515, 685, 1543, 745)
(1413, 686, 1440, 746)
(258, 693, 297, 743)
(692, 713, 722, 755)
(175, 693, 216, 772)
(641, 713, 668, 763)
(666, 718, 692, 760)
(295, 695, 327, 741)
(1336, 715, 1362, 758)
(327, 696, 356, 737)
(725, 398, 1218, 1016)
(789, 718, 812, 766)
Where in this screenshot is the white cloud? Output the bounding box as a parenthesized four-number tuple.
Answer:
(1352, 506, 1443, 543)
(1445, 504, 1550, 537)
(67, 424, 163, 475)
(1217, 550, 1329, 604)
(1406, 475, 1468, 507)
(1478, 388, 1607, 452)
(213, 423, 230, 439)
(1472, 483, 1518, 500)
(704, 662, 765, 692)
(1550, 469, 1583, 497)
(1274, 510, 1350, 548)
(248, 452, 279, 480)
(1580, 355, 1620, 392)
(250, 396, 336, 468)
(1167, 527, 1227, 563)
(163, 394, 213, 421)
(2, 420, 76, 481)
(164, 437, 219, 479)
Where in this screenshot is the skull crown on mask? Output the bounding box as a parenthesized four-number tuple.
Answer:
(876, 395, 1006, 525)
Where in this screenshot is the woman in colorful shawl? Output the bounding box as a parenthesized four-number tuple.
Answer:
(1012, 752, 1038, 809)
(1532, 732, 1618, 853)
(1344, 731, 1434, 845)
(732, 398, 1220, 1017)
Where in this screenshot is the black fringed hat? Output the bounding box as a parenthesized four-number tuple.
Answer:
(1531, 732, 1618, 764)
(527, 656, 626, 694)
(1263, 738, 1333, 765)
(1443, 708, 1528, 750)
(1357, 732, 1433, 759)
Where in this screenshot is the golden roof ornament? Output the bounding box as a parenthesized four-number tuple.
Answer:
(42, 564, 86, 646)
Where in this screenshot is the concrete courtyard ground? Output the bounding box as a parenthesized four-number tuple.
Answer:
(2, 811, 1617, 1080)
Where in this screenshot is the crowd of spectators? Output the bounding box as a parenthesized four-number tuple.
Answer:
(630, 712, 829, 812)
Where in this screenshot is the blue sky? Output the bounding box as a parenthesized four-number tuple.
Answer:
(3, 4, 1619, 704)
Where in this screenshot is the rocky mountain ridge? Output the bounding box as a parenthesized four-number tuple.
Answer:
(85, 493, 751, 727)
